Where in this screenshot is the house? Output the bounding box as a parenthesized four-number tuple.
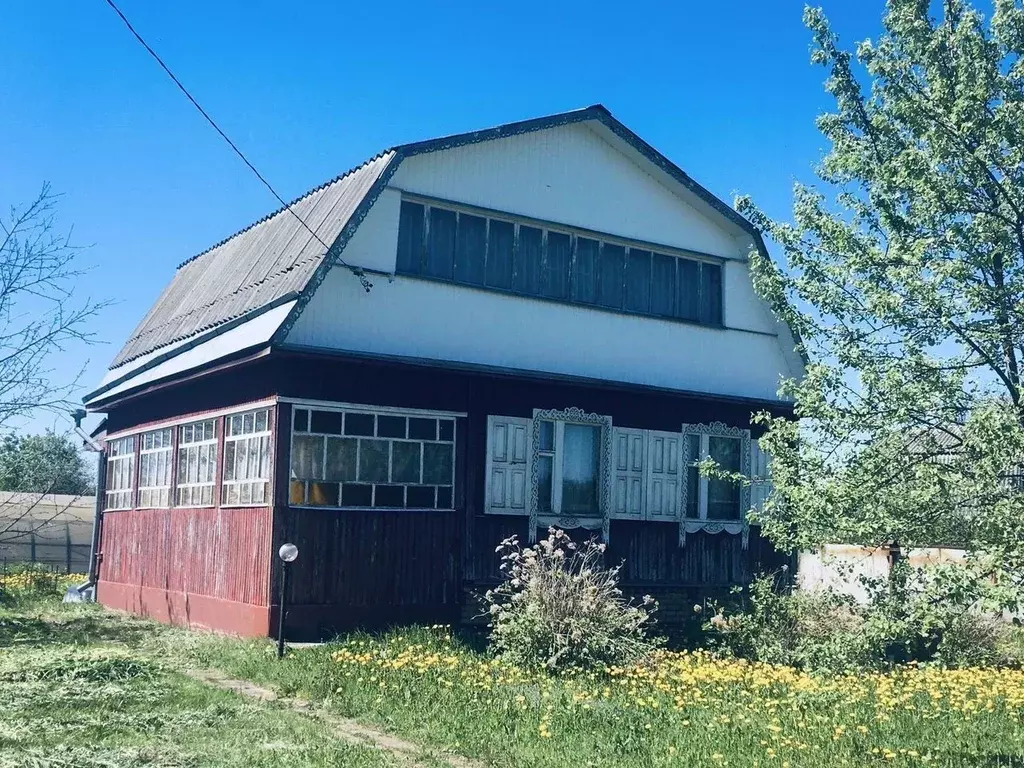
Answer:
(83, 106, 805, 639)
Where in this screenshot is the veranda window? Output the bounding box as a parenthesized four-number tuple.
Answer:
(137, 428, 173, 508)
(222, 408, 272, 506)
(105, 435, 136, 510)
(290, 406, 456, 509)
(177, 418, 217, 507)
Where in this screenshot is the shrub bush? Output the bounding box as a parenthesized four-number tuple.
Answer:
(705, 566, 1024, 672)
(480, 528, 663, 671)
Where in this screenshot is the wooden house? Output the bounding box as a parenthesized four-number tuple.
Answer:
(83, 106, 804, 639)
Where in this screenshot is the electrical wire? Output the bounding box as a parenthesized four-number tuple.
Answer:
(101, 0, 370, 289)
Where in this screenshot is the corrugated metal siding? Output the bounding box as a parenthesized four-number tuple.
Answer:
(99, 506, 273, 606)
(110, 152, 395, 369)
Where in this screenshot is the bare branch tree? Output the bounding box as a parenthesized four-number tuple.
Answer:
(0, 185, 108, 561)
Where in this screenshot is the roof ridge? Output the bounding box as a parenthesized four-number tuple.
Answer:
(174, 149, 394, 270)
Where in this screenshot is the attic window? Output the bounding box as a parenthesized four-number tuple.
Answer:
(396, 198, 724, 327)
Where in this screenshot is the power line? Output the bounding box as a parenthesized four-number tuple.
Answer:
(101, 0, 370, 290)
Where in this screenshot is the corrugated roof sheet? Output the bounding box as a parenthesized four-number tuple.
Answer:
(109, 151, 395, 369)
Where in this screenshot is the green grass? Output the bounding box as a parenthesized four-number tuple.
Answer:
(0, 598, 393, 768)
(182, 628, 1024, 768)
(5, 590, 1024, 768)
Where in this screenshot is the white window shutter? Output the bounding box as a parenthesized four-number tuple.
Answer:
(646, 430, 681, 520)
(485, 415, 531, 515)
(749, 438, 772, 512)
(611, 427, 645, 519)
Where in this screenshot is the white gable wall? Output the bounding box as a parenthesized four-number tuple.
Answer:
(390, 123, 742, 261)
(288, 122, 802, 402)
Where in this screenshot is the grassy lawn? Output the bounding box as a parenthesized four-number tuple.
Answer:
(0, 597, 393, 768)
(192, 629, 1024, 768)
(4, 593, 1024, 767)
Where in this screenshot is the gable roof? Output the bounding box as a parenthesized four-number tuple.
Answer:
(90, 105, 783, 405)
(109, 150, 396, 369)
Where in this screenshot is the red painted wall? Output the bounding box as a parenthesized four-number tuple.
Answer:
(98, 506, 274, 636)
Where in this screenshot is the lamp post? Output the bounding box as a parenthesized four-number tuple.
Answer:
(276, 542, 298, 659)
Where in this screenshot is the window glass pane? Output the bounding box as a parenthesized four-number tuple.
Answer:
(572, 237, 599, 304)
(700, 262, 723, 325)
(324, 437, 357, 482)
(344, 413, 375, 436)
(538, 420, 554, 452)
(707, 436, 741, 520)
(438, 420, 454, 442)
(423, 443, 453, 485)
(426, 207, 456, 279)
(651, 253, 676, 316)
(708, 436, 741, 472)
(293, 409, 309, 431)
(541, 231, 570, 300)
(391, 442, 421, 483)
(290, 481, 306, 505)
(291, 434, 323, 479)
(436, 486, 453, 509)
(341, 483, 373, 507)
(624, 249, 652, 313)
(514, 225, 542, 295)
(561, 424, 600, 516)
(598, 243, 624, 309)
(223, 442, 236, 481)
(358, 439, 389, 482)
(408, 418, 436, 440)
(406, 485, 436, 508)
(255, 409, 269, 433)
(676, 259, 700, 321)
(397, 201, 425, 273)
(309, 482, 339, 507)
(454, 213, 487, 285)
(310, 410, 342, 434)
(537, 455, 553, 513)
(374, 485, 405, 508)
(485, 219, 514, 290)
(368, 416, 400, 440)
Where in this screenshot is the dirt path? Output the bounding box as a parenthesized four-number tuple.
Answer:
(185, 668, 485, 768)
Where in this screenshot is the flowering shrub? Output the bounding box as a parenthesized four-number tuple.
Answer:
(481, 528, 662, 671)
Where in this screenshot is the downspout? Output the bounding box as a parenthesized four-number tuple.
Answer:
(68, 409, 105, 602)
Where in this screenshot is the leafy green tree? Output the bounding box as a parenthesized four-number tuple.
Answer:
(737, 0, 1024, 607)
(0, 431, 94, 496)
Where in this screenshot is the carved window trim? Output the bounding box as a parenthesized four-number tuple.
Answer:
(680, 421, 751, 548)
(530, 407, 613, 541)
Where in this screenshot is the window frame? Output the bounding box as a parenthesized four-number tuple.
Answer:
(221, 407, 273, 508)
(680, 422, 751, 546)
(288, 402, 460, 511)
(137, 427, 174, 509)
(396, 194, 727, 330)
(176, 418, 219, 508)
(530, 407, 612, 539)
(105, 435, 136, 511)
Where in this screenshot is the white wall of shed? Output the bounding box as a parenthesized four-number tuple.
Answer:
(798, 544, 968, 604)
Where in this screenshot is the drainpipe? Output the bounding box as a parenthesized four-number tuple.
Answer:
(68, 409, 105, 602)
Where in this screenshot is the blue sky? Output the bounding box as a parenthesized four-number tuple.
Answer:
(1, 0, 886, 434)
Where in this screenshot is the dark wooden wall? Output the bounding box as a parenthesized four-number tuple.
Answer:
(99, 349, 793, 638)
